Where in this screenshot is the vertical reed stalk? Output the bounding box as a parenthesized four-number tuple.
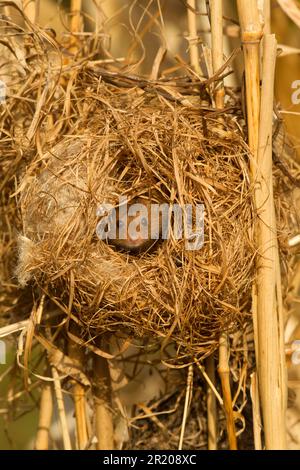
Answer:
(186, 0, 202, 75)
(255, 33, 287, 449)
(210, 3, 235, 448)
(238, 0, 287, 450)
(250, 372, 262, 450)
(35, 383, 53, 450)
(210, 0, 225, 108)
(206, 356, 217, 450)
(68, 340, 88, 450)
(262, 0, 271, 34)
(218, 333, 237, 450)
(237, 0, 262, 159)
(69, 0, 83, 54)
(93, 355, 114, 450)
(70, 0, 83, 35)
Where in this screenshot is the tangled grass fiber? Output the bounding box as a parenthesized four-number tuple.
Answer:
(1, 3, 294, 365)
(15, 71, 256, 360)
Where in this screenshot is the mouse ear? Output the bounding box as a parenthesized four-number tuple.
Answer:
(96, 217, 110, 240)
(96, 203, 114, 217)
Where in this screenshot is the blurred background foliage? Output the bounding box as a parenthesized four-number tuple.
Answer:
(33, 0, 300, 155)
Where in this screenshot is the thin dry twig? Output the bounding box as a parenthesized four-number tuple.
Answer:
(51, 366, 72, 450)
(178, 364, 193, 450)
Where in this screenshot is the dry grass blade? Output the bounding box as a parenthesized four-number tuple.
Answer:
(277, 0, 300, 29)
(35, 334, 91, 387)
(24, 295, 45, 389)
(195, 359, 223, 406)
(178, 364, 193, 450)
(0, 320, 29, 338)
(278, 44, 300, 56)
(51, 365, 72, 450)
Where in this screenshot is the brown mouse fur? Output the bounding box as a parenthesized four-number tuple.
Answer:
(107, 197, 162, 254)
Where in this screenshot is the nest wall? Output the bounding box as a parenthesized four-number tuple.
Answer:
(0, 7, 296, 363)
(16, 73, 256, 358)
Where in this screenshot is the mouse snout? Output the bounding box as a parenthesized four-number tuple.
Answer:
(127, 215, 150, 242)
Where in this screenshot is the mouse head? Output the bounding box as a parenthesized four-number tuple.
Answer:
(107, 197, 161, 253)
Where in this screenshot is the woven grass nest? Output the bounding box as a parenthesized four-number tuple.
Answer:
(1, 6, 294, 364)
(15, 67, 256, 359)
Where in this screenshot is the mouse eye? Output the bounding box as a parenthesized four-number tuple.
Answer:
(141, 217, 148, 227)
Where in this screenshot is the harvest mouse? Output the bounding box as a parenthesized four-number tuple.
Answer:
(106, 197, 164, 254)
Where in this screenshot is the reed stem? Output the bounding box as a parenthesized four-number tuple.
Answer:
(218, 333, 237, 450)
(210, 0, 225, 108)
(35, 383, 53, 450)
